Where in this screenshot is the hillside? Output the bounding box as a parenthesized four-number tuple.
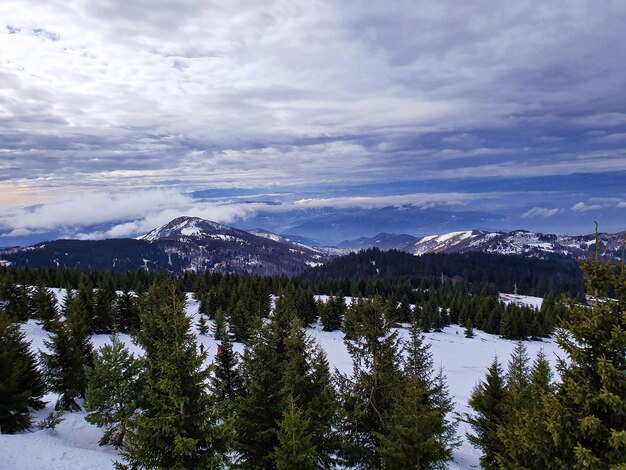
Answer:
(303, 248, 586, 297)
(0, 217, 334, 276)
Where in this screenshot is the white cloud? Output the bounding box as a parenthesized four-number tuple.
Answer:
(571, 201, 602, 212)
(0, 189, 268, 239)
(521, 207, 563, 218)
(618, 201, 626, 208)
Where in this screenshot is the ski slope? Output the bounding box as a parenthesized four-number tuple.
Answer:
(0, 293, 561, 469)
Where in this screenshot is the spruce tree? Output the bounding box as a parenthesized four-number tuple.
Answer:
(196, 314, 209, 336)
(92, 281, 117, 334)
(538, 261, 626, 468)
(465, 357, 508, 470)
(271, 396, 317, 470)
(115, 291, 140, 334)
(464, 318, 474, 338)
(337, 296, 403, 468)
(378, 322, 457, 468)
(122, 281, 229, 469)
(211, 329, 242, 404)
(41, 294, 94, 411)
(0, 311, 46, 433)
(497, 350, 556, 469)
(84, 334, 144, 448)
(2, 282, 30, 322)
(320, 293, 344, 331)
(30, 284, 58, 331)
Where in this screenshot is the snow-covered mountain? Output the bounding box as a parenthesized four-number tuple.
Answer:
(403, 229, 625, 260)
(0, 217, 336, 276)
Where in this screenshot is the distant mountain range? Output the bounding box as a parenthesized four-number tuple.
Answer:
(402, 229, 625, 261)
(0, 217, 623, 275)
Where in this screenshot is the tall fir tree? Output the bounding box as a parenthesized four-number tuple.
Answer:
(271, 395, 317, 470)
(41, 294, 94, 411)
(121, 281, 229, 469)
(115, 291, 140, 334)
(30, 284, 58, 331)
(536, 261, 626, 468)
(92, 280, 117, 334)
(465, 356, 508, 470)
(0, 311, 46, 433)
(378, 321, 457, 468)
(337, 296, 404, 468)
(84, 334, 144, 448)
(211, 328, 242, 404)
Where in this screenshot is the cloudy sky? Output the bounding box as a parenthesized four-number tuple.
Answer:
(1, 0, 626, 245)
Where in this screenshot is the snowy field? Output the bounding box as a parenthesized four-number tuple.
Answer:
(0, 293, 561, 469)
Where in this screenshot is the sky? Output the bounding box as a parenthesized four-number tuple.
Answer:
(1, 0, 626, 245)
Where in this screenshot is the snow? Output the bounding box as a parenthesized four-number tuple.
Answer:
(499, 293, 543, 309)
(2, 291, 562, 469)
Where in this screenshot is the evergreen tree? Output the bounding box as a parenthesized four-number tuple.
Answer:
(92, 281, 117, 334)
(537, 261, 626, 468)
(122, 281, 229, 469)
(213, 308, 227, 341)
(115, 291, 140, 334)
(211, 330, 242, 403)
(320, 293, 344, 331)
(30, 284, 58, 331)
(0, 311, 46, 433)
(84, 335, 144, 448)
(465, 357, 508, 470)
(337, 296, 403, 468)
(378, 322, 457, 468)
(123, 280, 228, 469)
(2, 282, 30, 322)
(464, 318, 474, 338)
(76, 274, 95, 333)
(196, 314, 209, 336)
(41, 294, 93, 411)
(271, 396, 317, 470)
(497, 350, 555, 469)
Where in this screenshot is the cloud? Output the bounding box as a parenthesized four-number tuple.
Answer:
(571, 202, 602, 212)
(618, 201, 626, 208)
(0, 189, 268, 239)
(0, 0, 626, 198)
(521, 207, 563, 218)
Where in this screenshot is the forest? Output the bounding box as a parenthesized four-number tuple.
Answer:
(0, 255, 624, 468)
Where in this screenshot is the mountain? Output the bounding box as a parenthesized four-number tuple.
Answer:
(338, 232, 419, 251)
(0, 217, 335, 276)
(402, 229, 625, 261)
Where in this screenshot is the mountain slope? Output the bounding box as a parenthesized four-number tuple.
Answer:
(0, 217, 335, 276)
(403, 229, 625, 261)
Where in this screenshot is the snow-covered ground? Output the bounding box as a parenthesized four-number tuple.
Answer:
(1, 293, 562, 469)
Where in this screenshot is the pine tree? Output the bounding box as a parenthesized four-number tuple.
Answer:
(538, 261, 626, 468)
(84, 335, 144, 448)
(271, 396, 317, 470)
(115, 291, 140, 334)
(320, 292, 344, 331)
(196, 314, 209, 336)
(92, 281, 117, 334)
(464, 318, 475, 338)
(378, 322, 457, 468)
(211, 330, 242, 403)
(76, 274, 95, 333)
(497, 350, 556, 469)
(122, 280, 229, 469)
(465, 357, 508, 470)
(2, 282, 30, 322)
(41, 294, 94, 411)
(0, 311, 46, 433)
(337, 296, 403, 468)
(30, 284, 58, 331)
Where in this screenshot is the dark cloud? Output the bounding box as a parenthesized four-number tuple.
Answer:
(0, 0, 625, 242)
